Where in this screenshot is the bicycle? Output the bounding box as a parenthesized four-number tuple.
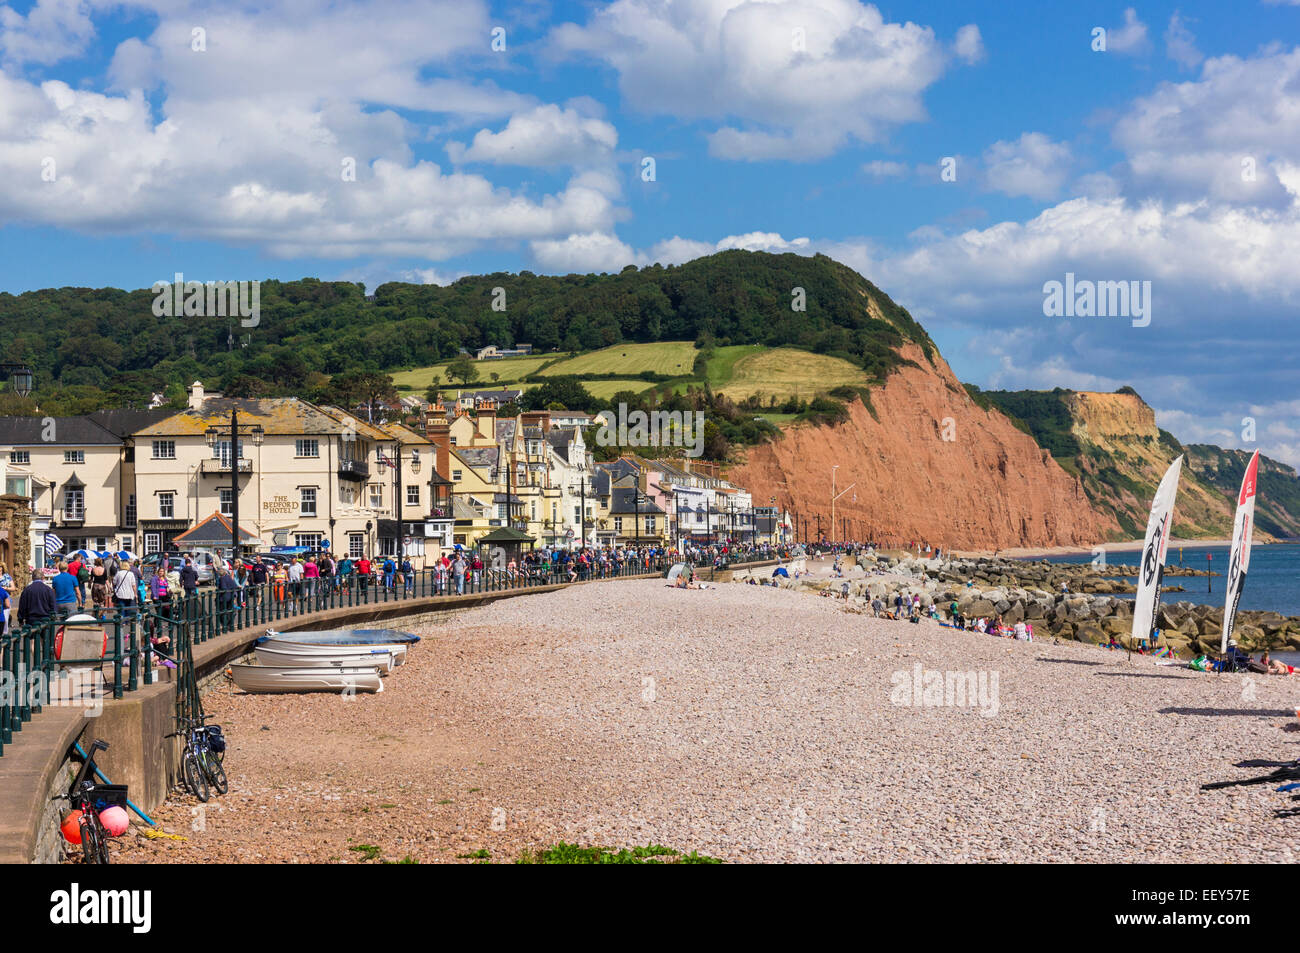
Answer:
(167, 714, 228, 802)
(53, 738, 117, 864)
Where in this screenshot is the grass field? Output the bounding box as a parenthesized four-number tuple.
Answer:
(392, 355, 553, 391)
(581, 379, 655, 400)
(704, 345, 763, 387)
(540, 341, 697, 377)
(716, 348, 872, 402)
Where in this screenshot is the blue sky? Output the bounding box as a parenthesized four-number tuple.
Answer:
(1, 0, 1298, 465)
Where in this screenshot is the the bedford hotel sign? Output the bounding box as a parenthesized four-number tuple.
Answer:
(263, 495, 298, 514)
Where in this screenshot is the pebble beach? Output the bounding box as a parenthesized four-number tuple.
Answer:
(117, 575, 1300, 864)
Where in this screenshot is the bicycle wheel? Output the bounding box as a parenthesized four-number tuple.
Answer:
(183, 750, 209, 802)
(80, 816, 108, 864)
(203, 750, 229, 795)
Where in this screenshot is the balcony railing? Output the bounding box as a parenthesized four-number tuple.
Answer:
(200, 458, 253, 475)
(338, 459, 370, 481)
(61, 508, 85, 524)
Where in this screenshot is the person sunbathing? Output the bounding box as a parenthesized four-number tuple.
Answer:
(1261, 651, 1295, 675)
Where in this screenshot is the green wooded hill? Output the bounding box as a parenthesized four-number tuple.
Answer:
(0, 250, 933, 414)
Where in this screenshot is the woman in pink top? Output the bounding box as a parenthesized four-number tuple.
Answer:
(303, 557, 319, 602)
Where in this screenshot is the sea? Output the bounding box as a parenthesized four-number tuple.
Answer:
(1032, 542, 1300, 663)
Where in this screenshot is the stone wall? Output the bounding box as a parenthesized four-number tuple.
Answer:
(0, 494, 31, 587)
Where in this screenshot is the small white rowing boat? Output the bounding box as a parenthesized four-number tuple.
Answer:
(228, 662, 384, 694)
(253, 643, 400, 672)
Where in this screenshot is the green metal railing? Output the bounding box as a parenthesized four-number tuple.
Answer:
(0, 556, 675, 757)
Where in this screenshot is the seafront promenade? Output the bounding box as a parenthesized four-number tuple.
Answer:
(115, 575, 1299, 864)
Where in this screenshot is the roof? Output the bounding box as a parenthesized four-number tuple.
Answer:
(545, 430, 571, 463)
(87, 408, 177, 438)
(477, 526, 535, 543)
(0, 416, 120, 446)
(452, 497, 483, 520)
(173, 512, 258, 545)
(317, 405, 390, 442)
(136, 398, 347, 437)
(455, 446, 498, 470)
(609, 487, 665, 515)
(460, 389, 523, 402)
(380, 421, 431, 445)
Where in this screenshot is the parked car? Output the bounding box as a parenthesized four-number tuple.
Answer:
(141, 551, 228, 586)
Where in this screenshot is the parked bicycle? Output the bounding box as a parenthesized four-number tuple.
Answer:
(53, 738, 122, 864)
(167, 713, 227, 802)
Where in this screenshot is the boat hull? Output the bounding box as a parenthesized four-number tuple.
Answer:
(253, 643, 402, 670)
(260, 628, 420, 646)
(228, 663, 384, 694)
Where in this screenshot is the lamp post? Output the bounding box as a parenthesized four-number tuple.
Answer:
(205, 410, 264, 561)
(568, 462, 590, 550)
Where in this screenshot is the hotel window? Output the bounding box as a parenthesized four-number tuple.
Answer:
(300, 487, 317, 516)
(125, 494, 136, 527)
(406, 485, 420, 506)
(368, 484, 383, 508)
(9, 450, 29, 464)
(212, 439, 244, 467)
(64, 450, 84, 464)
(348, 534, 365, 558)
(574, 506, 581, 523)
(144, 533, 161, 555)
(159, 492, 175, 519)
(379, 537, 397, 557)
(451, 469, 462, 481)
(296, 439, 320, 458)
(496, 503, 507, 520)
(152, 440, 175, 460)
(530, 501, 536, 520)
(614, 517, 623, 533)
(646, 515, 657, 533)
(64, 488, 84, 520)
(294, 533, 323, 550)
(219, 488, 233, 516)
(5, 476, 29, 497)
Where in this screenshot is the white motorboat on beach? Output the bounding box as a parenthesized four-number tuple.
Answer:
(253, 641, 402, 671)
(258, 629, 416, 666)
(228, 662, 385, 694)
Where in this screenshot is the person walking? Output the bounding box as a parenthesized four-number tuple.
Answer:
(401, 556, 414, 596)
(382, 555, 396, 591)
(249, 558, 268, 613)
(17, 574, 55, 626)
(51, 561, 80, 618)
(112, 561, 138, 623)
(357, 555, 371, 595)
(216, 567, 239, 632)
(452, 552, 466, 595)
(287, 557, 304, 607)
(303, 555, 319, 606)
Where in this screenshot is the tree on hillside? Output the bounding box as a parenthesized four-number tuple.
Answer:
(447, 355, 478, 387)
(329, 370, 398, 423)
(520, 376, 597, 413)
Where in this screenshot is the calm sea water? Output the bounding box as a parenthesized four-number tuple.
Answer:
(1035, 542, 1300, 617)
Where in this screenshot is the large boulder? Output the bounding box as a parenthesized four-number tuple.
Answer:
(1076, 623, 1107, 645)
(963, 599, 997, 618)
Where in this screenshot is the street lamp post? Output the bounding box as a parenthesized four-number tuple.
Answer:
(568, 462, 589, 550)
(205, 411, 264, 561)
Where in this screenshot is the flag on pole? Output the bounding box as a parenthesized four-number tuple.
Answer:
(44, 532, 64, 553)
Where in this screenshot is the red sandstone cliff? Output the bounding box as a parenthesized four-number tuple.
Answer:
(727, 345, 1120, 551)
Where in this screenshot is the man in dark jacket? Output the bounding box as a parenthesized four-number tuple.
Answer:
(215, 567, 239, 632)
(18, 576, 56, 626)
(179, 558, 199, 596)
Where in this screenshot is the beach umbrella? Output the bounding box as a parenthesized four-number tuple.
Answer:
(69, 549, 95, 561)
(666, 562, 686, 584)
(116, 550, 137, 562)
